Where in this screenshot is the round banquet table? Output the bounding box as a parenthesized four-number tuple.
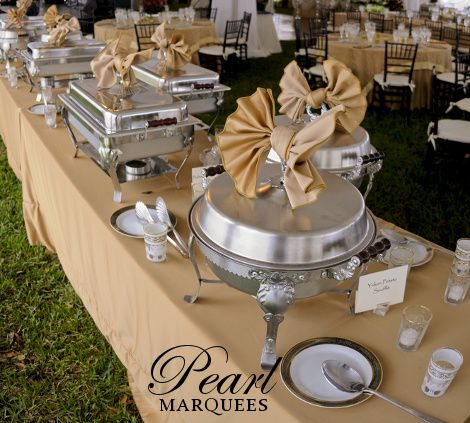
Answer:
(93, 19, 218, 64)
(328, 34, 453, 109)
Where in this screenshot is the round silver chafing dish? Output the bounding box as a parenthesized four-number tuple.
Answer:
(187, 163, 389, 369)
(269, 115, 384, 199)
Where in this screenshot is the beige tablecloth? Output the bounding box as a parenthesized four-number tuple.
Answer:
(328, 35, 452, 109)
(93, 19, 218, 64)
(1, 76, 470, 423)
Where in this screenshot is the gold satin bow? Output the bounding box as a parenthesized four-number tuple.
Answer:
(278, 59, 367, 133)
(217, 88, 346, 209)
(5, 6, 26, 29)
(16, 0, 32, 10)
(47, 17, 80, 47)
(43, 5, 70, 31)
(151, 23, 191, 70)
(90, 38, 154, 89)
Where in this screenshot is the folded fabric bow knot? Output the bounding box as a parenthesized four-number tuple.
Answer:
(43, 5, 70, 31)
(150, 23, 191, 70)
(217, 88, 345, 209)
(90, 38, 154, 89)
(278, 59, 367, 133)
(5, 2, 28, 29)
(47, 17, 80, 47)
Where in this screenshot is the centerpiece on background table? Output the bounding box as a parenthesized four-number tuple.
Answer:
(142, 0, 165, 14)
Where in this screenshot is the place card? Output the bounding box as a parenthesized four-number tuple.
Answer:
(354, 266, 408, 314)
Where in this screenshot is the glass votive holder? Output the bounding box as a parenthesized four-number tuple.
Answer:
(44, 104, 57, 128)
(388, 246, 414, 270)
(444, 238, 470, 305)
(421, 347, 463, 397)
(143, 222, 168, 263)
(41, 86, 53, 105)
(8, 68, 17, 88)
(397, 305, 432, 351)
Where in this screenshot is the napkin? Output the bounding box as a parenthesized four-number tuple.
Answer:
(17, 0, 32, 10)
(217, 87, 345, 209)
(5, 3, 28, 29)
(151, 23, 191, 70)
(43, 5, 70, 30)
(278, 59, 367, 133)
(90, 38, 154, 89)
(48, 17, 80, 47)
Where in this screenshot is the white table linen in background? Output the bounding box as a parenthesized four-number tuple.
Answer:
(212, 0, 281, 57)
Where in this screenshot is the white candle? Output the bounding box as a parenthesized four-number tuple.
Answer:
(448, 285, 464, 302)
(399, 328, 419, 347)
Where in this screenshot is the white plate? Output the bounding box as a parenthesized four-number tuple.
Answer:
(380, 230, 434, 267)
(110, 205, 176, 238)
(27, 104, 45, 115)
(281, 337, 382, 408)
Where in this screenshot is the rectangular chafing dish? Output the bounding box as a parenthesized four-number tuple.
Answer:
(131, 61, 230, 115)
(59, 78, 202, 202)
(0, 15, 46, 31)
(20, 39, 105, 81)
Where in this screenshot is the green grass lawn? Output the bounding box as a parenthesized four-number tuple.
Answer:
(1, 41, 469, 421)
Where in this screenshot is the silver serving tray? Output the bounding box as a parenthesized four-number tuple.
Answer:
(132, 61, 227, 94)
(59, 91, 199, 162)
(26, 39, 104, 59)
(190, 164, 375, 269)
(68, 79, 189, 133)
(132, 61, 231, 114)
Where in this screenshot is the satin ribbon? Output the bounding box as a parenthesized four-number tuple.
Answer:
(278, 59, 367, 133)
(150, 23, 191, 70)
(90, 38, 154, 89)
(47, 17, 80, 47)
(43, 5, 70, 30)
(217, 87, 345, 209)
(5, 6, 26, 29)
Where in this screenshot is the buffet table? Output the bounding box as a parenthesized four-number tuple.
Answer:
(329, 35, 452, 109)
(1, 75, 470, 423)
(93, 19, 218, 64)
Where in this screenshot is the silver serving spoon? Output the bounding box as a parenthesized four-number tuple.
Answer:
(321, 360, 446, 423)
(135, 201, 188, 258)
(155, 197, 188, 256)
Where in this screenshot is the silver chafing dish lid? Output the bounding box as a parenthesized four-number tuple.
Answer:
(40, 30, 83, 43)
(190, 163, 376, 270)
(271, 115, 370, 171)
(0, 16, 46, 31)
(0, 29, 22, 40)
(26, 39, 105, 59)
(132, 61, 230, 94)
(68, 78, 189, 133)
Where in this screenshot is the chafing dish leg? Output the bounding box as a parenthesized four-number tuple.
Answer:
(185, 234, 203, 303)
(363, 172, 375, 201)
(185, 234, 222, 303)
(23, 63, 35, 92)
(61, 108, 79, 158)
(174, 138, 193, 190)
(256, 276, 295, 370)
(109, 166, 123, 203)
(260, 313, 284, 371)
